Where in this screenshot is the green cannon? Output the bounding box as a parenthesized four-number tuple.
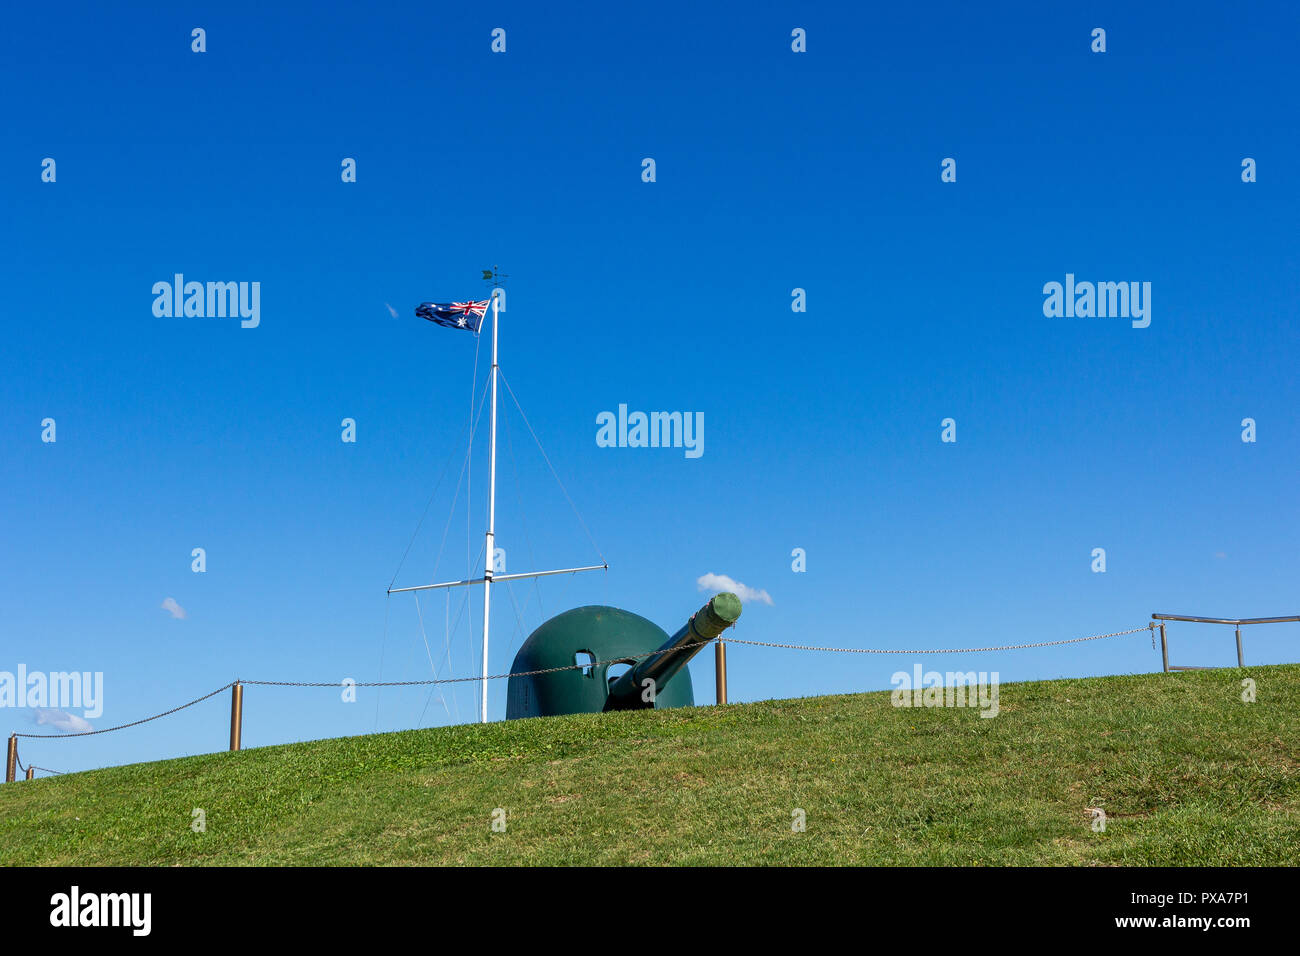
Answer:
(505, 593, 741, 719)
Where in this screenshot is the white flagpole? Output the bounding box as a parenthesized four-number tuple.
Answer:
(479, 290, 500, 723)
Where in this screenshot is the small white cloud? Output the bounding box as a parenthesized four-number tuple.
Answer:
(33, 708, 93, 733)
(1215, 551, 1227, 559)
(161, 597, 187, 619)
(385, 302, 398, 318)
(697, 572, 772, 605)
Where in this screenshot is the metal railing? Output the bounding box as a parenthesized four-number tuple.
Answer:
(1151, 613, 1299, 671)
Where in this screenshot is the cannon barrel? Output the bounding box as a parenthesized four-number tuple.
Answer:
(605, 592, 742, 710)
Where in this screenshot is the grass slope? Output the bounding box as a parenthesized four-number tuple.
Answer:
(2, 665, 1298, 866)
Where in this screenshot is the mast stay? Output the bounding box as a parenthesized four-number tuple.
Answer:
(388, 268, 607, 723)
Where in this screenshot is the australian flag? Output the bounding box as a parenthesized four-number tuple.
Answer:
(416, 300, 489, 332)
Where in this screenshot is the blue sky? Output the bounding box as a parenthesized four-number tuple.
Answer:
(3, 2, 1297, 774)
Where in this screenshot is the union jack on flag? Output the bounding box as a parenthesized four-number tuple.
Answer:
(415, 300, 490, 332)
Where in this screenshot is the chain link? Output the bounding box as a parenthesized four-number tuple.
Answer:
(8, 623, 1153, 747)
(722, 624, 1154, 656)
(13, 682, 236, 739)
(242, 639, 710, 688)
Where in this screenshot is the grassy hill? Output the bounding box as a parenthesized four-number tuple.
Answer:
(3, 664, 1298, 866)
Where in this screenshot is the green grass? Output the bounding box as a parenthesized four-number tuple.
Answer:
(2, 665, 1298, 865)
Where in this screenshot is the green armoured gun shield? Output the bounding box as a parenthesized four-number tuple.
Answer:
(505, 593, 741, 719)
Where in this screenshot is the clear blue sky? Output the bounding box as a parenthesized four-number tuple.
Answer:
(3, 2, 1297, 774)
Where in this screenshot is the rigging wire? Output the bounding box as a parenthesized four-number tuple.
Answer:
(428, 385, 490, 588)
(418, 381, 489, 720)
(385, 338, 491, 731)
(498, 369, 607, 567)
(387, 415, 473, 592)
(502, 397, 546, 627)
(413, 593, 450, 720)
(387, 309, 611, 729)
(373, 593, 391, 732)
(501, 579, 529, 662)
(417, 539, 485, 726)
(445, 589, 459, 724)
(389, 322, 486, 591)
(381, 321, 488, 731)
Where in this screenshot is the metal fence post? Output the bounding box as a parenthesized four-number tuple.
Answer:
(5, 735, 16, 783)
(715, 640, 728, 705)
(1159, 624, 1169, 673)
(229, 682, 243, 752)
(1235, 626, 1244, 667)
